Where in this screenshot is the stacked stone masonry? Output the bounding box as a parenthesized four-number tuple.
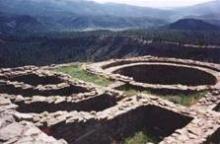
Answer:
(0, 56, 220, 144)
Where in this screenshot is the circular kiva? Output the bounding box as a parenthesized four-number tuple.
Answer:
(87, 57, 220, 91)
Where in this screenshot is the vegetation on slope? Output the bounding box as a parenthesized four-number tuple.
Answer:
(56, 64, 113, 87)
(1, 30, 220, 68)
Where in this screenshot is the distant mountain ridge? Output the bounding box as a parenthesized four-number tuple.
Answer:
(0, 12, 168, 35)
(0, 0, 170, 18)
(0, 0, 220, 33)
(0, 0, 171, 34)
(177, 1, 220, 16)
(167, 19, 220, 31)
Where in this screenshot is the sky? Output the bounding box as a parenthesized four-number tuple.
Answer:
(91, 0, 215, 8)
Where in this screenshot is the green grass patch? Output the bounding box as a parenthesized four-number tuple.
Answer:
(117, 85, 207, 106)
(118, 85, 150, 97)
(56, 64, 113, 87)
(123, 131, 159, 144)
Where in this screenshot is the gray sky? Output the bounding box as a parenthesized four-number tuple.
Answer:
(90, 0, 215, 8)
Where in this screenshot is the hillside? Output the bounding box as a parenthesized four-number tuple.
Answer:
(167, 19, 220, 31)
(1, 30, 220, 67)
(0, 0, 220, 32)
(0, 13, 48, 35)
(0, 12, 168, 34)
(0, 0, 170, 33)
(0, 0, 171, 18)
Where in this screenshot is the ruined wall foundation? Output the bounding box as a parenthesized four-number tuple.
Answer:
(1, 56, 220, 144)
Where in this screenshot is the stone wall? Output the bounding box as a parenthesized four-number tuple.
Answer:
(0, 59, 220, 144)
(87, 56, 220, 92)
(77, 105, 192, 144)
(16, 94, 119, 113)
(114, 64, 217, 86)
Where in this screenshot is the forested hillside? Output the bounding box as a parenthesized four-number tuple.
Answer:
(1, 30, 220, 68)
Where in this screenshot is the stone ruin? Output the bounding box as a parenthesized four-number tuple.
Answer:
(0, 56, 220, 144)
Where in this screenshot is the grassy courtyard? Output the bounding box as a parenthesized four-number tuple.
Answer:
(56, 64, 113, 87)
